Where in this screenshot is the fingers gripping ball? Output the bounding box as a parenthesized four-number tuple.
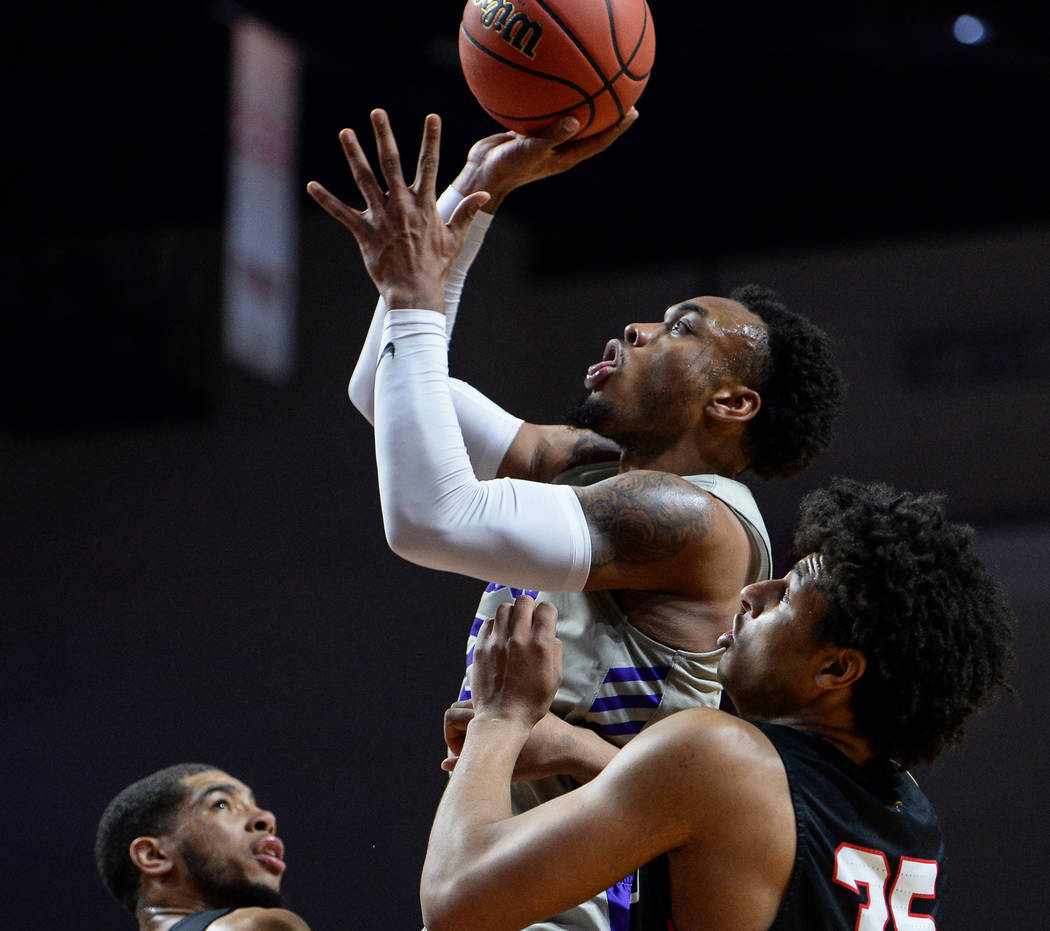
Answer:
(459, 0, 655, 138)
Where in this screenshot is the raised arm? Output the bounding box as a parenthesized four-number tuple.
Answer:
(309, 111, 744, 594)
(340, 114, 634, 478)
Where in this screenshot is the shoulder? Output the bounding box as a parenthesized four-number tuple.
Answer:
(641, 707, 783, 763)
(576, 471, 752, 586)
(212, 908, 311, 931)
(609, 709, 787, 807)
(578, 470, 725, 529)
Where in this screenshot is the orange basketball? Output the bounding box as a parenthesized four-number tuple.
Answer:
(458, 0, 655, 138)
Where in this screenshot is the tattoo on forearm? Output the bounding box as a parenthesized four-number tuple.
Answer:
(584, 473, 714, 567)
(566, 430, 622, 469)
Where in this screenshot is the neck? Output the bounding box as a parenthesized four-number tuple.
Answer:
(619, 443, 745, 478)
(795, 722, 874, 767)
(136, 888, 216, 931)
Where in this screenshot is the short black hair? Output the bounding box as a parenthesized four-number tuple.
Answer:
(794, 479, 1015, 768)
(730, 284, 844, 479)
(95, 762, 217, 913)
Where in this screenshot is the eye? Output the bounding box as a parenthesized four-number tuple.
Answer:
(669, 319, 686, 335)
(212, 798, 231, 810)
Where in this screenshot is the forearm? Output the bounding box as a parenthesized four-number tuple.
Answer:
(559, 725, 618, 784)
(422, 715, 531, 930)
(374, 310, 590, 590)
(511, 712, 619, 783)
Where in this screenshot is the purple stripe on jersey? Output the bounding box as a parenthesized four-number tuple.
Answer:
(589, 692, 661, 713)
(603, 665, 672, 684)
(459, 686, 471, 701)
(469, 615, 486, 636)
(482, 583, 540, 599)
(606, 872, 635, 931)
(589, 719, 647, 737)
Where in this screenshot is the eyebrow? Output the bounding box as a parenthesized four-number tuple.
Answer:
(194, 783, 256, 806)
(672, 302, 708, 318)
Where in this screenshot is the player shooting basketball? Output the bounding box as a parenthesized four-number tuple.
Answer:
(307, 108, 843, 929)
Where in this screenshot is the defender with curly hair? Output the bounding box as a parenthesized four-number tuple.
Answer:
(421, 480, 1015, 931)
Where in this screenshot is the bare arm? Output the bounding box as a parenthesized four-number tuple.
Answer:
(497, 422, 622, 482)
(420, 598, 790, 931)
(443, 702, 617, 784)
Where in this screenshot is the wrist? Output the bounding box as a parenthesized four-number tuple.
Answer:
(383, 284, 447, 312)
(469, 710, 535, 740)
(452, 165, 510, 214)
(565, 727, 617, 784)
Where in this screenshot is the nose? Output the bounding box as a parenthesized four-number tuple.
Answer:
(740, 578, 775, 616)
(250, 807, 277, 834)
(624, 321, 662, 346)
(739, 584, 756, 616)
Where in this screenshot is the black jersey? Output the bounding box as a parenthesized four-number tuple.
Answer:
(629, 722, 945, 931)
(759, 721, 945, 930)
(168, 909, 234, 931)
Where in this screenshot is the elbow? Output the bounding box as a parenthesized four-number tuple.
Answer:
(420, 880, 479, 931)
(346, 376, 374, 425)
(383, 508, 447, 569)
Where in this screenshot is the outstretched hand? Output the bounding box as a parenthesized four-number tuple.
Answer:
(306, 109, 489, 310)
(468, 595, 562, 728)
(453, 107, 639, 212)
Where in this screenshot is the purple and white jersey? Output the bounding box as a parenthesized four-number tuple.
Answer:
(455, 473, 772, 931)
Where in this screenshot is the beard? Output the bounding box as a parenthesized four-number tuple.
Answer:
(564, 393, 649, 453)
(179, 840, 285, 909)
(563, 394, 615, 435)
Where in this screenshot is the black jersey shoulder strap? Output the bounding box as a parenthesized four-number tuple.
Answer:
(168, 909, 235, 931)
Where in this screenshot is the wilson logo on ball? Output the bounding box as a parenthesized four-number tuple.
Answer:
(470, 0, 544, 59)
(459, 0, 655, 138)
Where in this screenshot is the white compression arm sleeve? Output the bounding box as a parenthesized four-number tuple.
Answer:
(346, 188, 517, 479)
(375, 309, 592, 591)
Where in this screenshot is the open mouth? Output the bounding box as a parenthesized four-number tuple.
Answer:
(717, 613, 743, 650)
(251, 836, 287, 874)
(584, 339, 621, 390)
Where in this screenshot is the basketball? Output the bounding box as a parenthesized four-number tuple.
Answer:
(458, 0, 655, 138)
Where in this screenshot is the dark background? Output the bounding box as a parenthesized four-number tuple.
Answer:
(4, 2, 1048, 928)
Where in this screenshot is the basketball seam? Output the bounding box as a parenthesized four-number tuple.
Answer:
(461, 24, 599, 130)
(461, 24, 594, 95)
(608, 0, 652, 79)
(533, 0, 622, 119)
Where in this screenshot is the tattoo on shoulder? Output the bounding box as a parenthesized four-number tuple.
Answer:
(583, 472, 715, 567)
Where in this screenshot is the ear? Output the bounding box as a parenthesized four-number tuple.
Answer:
(813, 646, 866, 691)
(129, 836, 175, 879)
(705, 386, 761, 424)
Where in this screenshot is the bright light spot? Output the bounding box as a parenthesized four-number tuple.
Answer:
(953, 14, 987, 45)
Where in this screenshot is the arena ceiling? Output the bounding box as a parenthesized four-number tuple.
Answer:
(12, 1, 1049, 266)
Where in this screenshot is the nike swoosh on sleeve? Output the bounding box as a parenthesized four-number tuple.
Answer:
(377, 341, 396, 369)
